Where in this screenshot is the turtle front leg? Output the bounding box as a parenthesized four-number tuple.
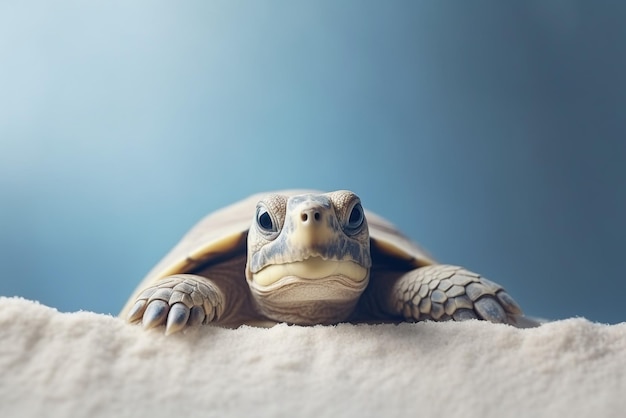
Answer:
(126, 274, 225, 335)
(381, 265, 528, 326)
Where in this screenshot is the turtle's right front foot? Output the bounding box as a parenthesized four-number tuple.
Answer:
(126, 274, 224, 335)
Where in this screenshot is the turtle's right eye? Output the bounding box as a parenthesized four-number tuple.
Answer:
(256, 206, 277, 233)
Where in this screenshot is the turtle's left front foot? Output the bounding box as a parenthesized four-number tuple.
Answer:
(392, 265, 525, 325)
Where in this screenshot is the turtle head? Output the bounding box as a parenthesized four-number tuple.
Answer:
(245, 190, 372, 325)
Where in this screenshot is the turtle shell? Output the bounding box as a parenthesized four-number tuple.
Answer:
(120, 190, 435, 316)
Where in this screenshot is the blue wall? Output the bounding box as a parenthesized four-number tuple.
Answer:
(1, 1, 625, 323)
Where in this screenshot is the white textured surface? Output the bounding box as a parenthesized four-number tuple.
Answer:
(1, 297, 624, 418)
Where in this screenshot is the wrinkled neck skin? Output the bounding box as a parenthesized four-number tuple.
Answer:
(247, 271, 370, 325)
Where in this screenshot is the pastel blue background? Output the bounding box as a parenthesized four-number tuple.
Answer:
(1, 2, 624, 323)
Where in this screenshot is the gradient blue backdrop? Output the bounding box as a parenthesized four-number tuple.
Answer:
(1, 1, 624, 323)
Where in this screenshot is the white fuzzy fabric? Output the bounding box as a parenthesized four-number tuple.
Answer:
(1, 297, 624, 418)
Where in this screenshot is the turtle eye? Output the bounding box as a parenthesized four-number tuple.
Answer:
(345, 202, 364, 233)
(256, 206, 277, 233)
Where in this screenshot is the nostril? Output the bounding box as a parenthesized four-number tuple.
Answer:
(300, 209, 322, 223)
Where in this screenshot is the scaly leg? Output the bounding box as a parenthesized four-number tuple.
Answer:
(383, 265, 530, 326)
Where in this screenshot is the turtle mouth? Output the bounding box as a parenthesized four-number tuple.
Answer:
(250, 256, 368, 287)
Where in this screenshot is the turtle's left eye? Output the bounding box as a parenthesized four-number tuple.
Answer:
(345, 202, 364, 233)
(256, 206, 277, 233)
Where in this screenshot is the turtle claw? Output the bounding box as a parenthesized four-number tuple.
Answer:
(127, 300, 147, 323)
(474, 296, 507, 323)
(143, 300, 169, 330)
(165, 303, 191, 335)
(188, 305, 206, 327)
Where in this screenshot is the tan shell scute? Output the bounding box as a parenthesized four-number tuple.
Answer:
(366, 210, 436, 266)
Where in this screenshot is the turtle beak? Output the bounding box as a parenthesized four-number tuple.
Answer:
(287, 200, 337, 254)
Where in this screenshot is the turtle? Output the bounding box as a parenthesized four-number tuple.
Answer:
(121, 190, 537, 335)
